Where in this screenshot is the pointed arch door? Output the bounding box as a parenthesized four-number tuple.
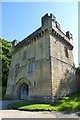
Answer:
(19, 83, 29, 100)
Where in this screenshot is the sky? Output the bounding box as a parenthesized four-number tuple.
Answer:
(1, 2, 78, 67)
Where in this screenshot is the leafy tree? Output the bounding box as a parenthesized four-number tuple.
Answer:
(0, 38, 12, 96)
(76, 67, 80, 75)
(76, 67, 80, 92)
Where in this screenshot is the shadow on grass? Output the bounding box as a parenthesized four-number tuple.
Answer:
(8, 100, 50, 110)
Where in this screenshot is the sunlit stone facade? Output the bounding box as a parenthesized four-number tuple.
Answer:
(6, 13, 77, 102)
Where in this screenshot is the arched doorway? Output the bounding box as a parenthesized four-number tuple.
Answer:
(19, 83, 29, 100)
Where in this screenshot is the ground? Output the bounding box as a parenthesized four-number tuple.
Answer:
(0, 110, 79, 119)
(0, 100, 80, 119)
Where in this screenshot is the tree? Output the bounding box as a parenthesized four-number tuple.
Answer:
(76, 67, 80, 92)
(0, 38, 12, 96)
(76, 67, 80, 75)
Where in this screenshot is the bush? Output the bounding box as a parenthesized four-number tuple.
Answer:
(76, 67, 80, 75)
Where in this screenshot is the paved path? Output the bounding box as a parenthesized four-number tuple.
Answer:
(0, 100, 23, 110)
(0, 110, 79, 119)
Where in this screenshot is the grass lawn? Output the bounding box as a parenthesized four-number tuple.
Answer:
(8, 92, 80, 111)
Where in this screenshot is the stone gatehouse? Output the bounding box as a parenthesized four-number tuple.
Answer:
(6, 13, 77, 102)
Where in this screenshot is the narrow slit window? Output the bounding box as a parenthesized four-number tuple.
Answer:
(34, 81, 36, 87)
(64, 47, 69, 58)
(28, 61, 34, 73)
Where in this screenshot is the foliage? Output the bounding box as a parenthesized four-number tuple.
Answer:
(8, 92, 80, 111)
(51, 92, 80, 111)
(0, 38, 12, 96)
(76, 67, 80, 75)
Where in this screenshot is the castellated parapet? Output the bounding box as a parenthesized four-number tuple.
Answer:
(6, 13, 77, 102)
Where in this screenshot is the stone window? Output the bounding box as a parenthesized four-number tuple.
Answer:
(28, 61, 34, 73)
(33, 81, 36, 87)
(64, 47, 69, 58)
(14, 64, 20, 76)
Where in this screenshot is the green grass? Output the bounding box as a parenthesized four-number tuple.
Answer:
(51, 92, 80, 111)
(8, 92, 80, 111)
(19, 104, 51, 111)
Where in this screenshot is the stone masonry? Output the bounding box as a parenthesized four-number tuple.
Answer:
(6, 13, 77, 102)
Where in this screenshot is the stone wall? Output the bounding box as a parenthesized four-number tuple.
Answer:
(6, 32, 52, 100)
(50, 33, 77, 98)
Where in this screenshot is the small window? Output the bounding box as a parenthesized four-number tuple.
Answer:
(14, 64, 20, 76)
(64, 47, 69, 58)
(34, 81, 36, 87)
(28, 61, 34, 73)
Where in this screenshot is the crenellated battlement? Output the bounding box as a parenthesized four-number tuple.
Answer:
(41, 13, 56, 26)
(41, 13, 61, 30)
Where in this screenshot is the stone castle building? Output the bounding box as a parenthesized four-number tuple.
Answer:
(6, 13, 77, 101)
